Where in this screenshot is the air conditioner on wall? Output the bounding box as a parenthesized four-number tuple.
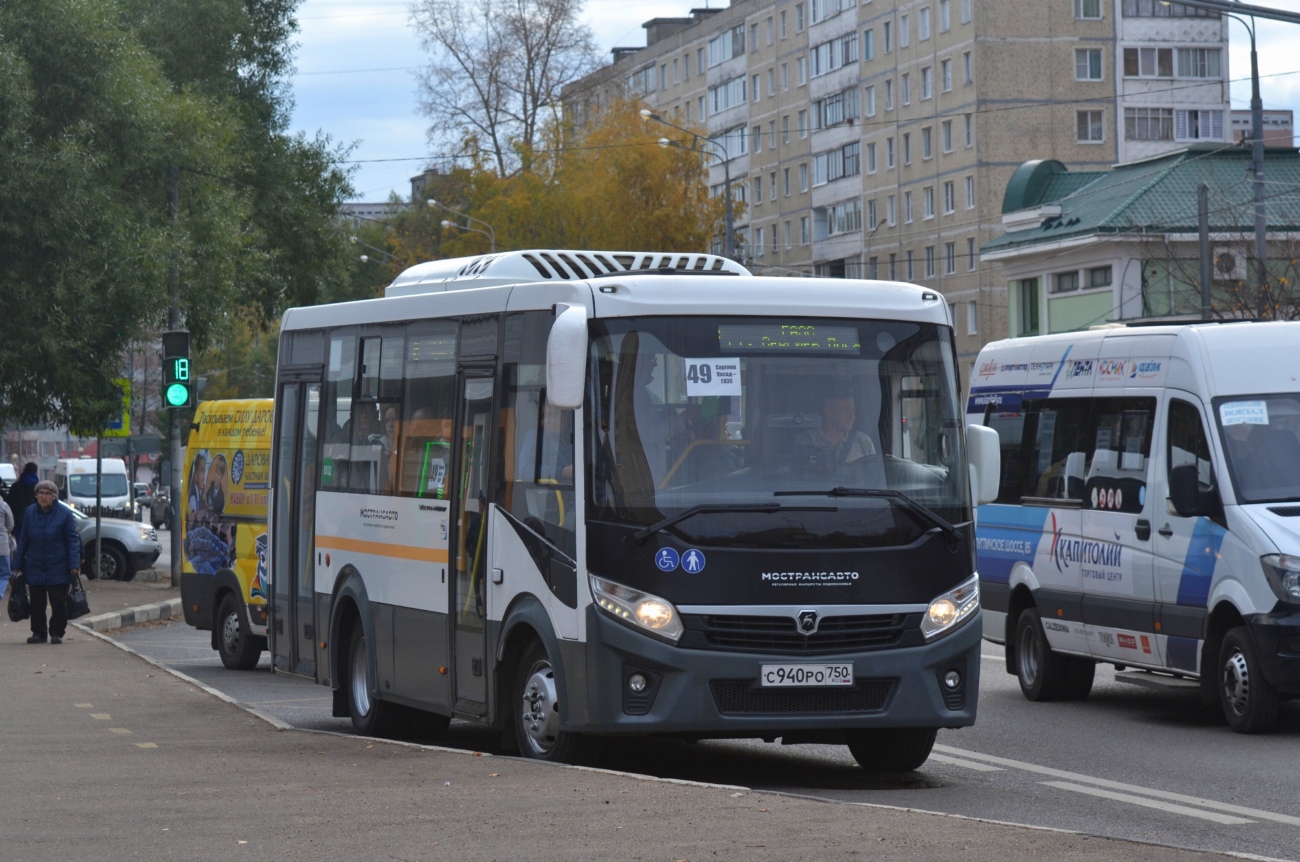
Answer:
(1212, 247, 1247, 281)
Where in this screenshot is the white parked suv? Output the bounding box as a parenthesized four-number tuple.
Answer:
(62, 502, 162, 581)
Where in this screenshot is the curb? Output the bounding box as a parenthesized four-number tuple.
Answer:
(77, 598, 184, 632)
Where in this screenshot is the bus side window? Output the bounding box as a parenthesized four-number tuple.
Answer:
(1086, 397, 1155, 513)
(321, 331, 356, 491)
(1017, 398, 1091, 503)
(983, 404, 1025, 504)
(398, 322, 458, 499)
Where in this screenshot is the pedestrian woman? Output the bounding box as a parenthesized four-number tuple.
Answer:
(7, 462, 39, 534)
(12, 480, 81, 644)
(0, 492, 14, 599)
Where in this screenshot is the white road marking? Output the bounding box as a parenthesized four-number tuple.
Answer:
(1041, 781, 1254, 825)
(935, 745, 1300, 828)
(929, 753, 1004, 772)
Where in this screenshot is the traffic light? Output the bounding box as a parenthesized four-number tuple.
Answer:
(162, 330, 192, 409)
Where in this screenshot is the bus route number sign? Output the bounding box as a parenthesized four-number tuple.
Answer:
(683, 358, 741, 397)
(760, 663, 854, 687)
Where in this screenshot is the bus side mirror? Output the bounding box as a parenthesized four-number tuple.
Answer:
(546, 304, 588, 410)
(966, 424, 1000, 505)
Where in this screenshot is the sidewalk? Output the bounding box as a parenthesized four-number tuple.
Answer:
(0, 579, 1254, 861)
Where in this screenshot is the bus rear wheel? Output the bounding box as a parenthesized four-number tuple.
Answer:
(217, 594, 262, 670)
(846, 728, 938, 772)
(513, 640, 599, 764)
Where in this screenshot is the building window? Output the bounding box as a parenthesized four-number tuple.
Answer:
(752, 74, 761, 102)
(922, 66, 933, 99)
(925, 246, 936, 277)
(945, 242, 956, 274)
(781, 10, 788, 38)
(1053, 271, 1080, 293)
(886, 136, 895, 168)
(800, 216, 810, 244)
(964, 51, 973, 84)
(962, 0, 972, 23)
(785, 220, 792, 247)
(967, 237, 976, 270)
(900, 14, 910, 47)
(904, 190, 913, 222)
(756, 227, 765, 257)
(1125, 107, 1174, 141)
(923, 186, 935, 218)
(889, 253, 898, 280)
(943, 180, 955, 213)
(1123, 0, 1220, 17)
(967, 300, 977, 335)
(798, 56, 807, 85)
(796, 3, 805, 32)
(769, 121, 776, 149)
(768, 69, 775, 98)
(1176, 109, 1223, 140)
(942, 119, 953, 152)
(1075, 0, 1101, 19)
(752, 125, 762, 153)
(884, 79, 894, 111)
(1076, 48, 1103, 80)
(942, 59, 952, 92)
(863, 28, 875, 62)
(799, 162, 809, 191)
(1077, 110, 1105, 142)
(673, 58, 679, 84)
(866, 141, 877, 173)
(782, 63, 789, 90)
(1018, 278, 1041, 336)
(1177, 48, 1221, 78)
(783, 168, 791, 196)
(753, 176, 763, 203)
(1123, 47, 1172, 78)
(868, 198, 878, 229)
(964, 113, 973, 146)
(798, 109, 808, 138)
(921, 126, 933, 159)
(903, 132, 911, 164)
(902, 73, 911, 105)
(920, 6, 931, 40)
(782, 115, 790, 142)
(865, 85, 876, 116)
(660, 65, 667, 90)
(766, 16, 774, 45)
(884, 21, 893, 52)
(965, 175, 975, 208)
(887, 194, 896, 225)
(869, 256, 879, 278)
(906, 250, 915, 279)
(1090, 266, 1113, 287)
(751, 23, 758, 52)
(940, 0, 951, 32)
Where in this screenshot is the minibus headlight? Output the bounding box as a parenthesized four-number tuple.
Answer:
(921, 575, 980, 640)
(1261, 555, 1300, 605)
(589, 575, 684, 643)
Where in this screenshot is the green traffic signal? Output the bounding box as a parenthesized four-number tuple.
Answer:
(162, 329, 192, 409)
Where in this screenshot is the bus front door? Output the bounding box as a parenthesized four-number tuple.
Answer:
(271, 378, 322, 679)
(451, 372, 495, 716)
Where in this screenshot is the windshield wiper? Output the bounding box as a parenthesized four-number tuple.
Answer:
(630, 504, 836, 545)
(774, 487, 965, 546)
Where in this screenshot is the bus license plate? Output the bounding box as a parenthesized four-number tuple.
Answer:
(760, 663, 854, 687)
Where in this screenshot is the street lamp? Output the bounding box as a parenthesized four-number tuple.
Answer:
(640, 108, 736, 260)
(349, 235, 400, 265)
(426, 199, 496, 253)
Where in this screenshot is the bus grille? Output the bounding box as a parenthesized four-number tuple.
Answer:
(689, 613, 913, 654)
(710, 679, 897, 714)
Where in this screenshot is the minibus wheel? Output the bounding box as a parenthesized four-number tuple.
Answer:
(1015, 608, 1069, 701)
(846, 728, 938, 771)
(1218, 627, 1280, 733)
(513, 640, 600, 764)
(217, 594, 262, 670)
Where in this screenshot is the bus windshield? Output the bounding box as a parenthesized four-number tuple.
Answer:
(69, 473, 130, 498)
(587, 317, 969, 548)
(1215, 393, 1300, 504)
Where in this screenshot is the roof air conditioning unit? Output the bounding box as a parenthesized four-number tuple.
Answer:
(1212, 248, 1247, 281)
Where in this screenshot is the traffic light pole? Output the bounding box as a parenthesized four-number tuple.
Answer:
(167, 166, 181, 590)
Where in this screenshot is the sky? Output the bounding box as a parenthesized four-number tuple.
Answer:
(289, 0, 1300, 204)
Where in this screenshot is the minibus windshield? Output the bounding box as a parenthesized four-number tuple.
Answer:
(587, 316, 969, 548)
(68, 473, 130, 498)
(1215, 394, 1300, 503)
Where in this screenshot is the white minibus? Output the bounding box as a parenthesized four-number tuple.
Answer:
(54, 457, 133, 518)
(968, 321, 1300, 732)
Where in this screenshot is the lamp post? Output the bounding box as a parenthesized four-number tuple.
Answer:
(426, 199, 496, 253)
(640, 108, 736, 260)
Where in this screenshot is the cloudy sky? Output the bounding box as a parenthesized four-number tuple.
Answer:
(289, 0, 1300, 203)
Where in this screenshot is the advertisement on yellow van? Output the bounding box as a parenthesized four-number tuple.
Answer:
(179, 399, 274, 669)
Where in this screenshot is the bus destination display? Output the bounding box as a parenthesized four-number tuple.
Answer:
(718, 324, 861, 354)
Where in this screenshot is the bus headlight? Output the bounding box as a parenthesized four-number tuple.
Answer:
(589, 575, 685, 644)
(920, 575, 980, 640)
(1261, 555, 1300, 605)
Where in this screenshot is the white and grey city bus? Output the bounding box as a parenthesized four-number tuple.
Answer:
(268, 249, 1000, 770)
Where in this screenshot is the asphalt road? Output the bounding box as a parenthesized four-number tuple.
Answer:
(108, 613, 1300, 862)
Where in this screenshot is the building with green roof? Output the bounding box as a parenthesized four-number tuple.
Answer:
(983, 144, 1300, 338)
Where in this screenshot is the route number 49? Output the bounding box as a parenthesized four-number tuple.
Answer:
(682, 358, 742, 396)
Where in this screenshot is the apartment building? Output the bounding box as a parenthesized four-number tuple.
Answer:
(562, 0, 1229, 368)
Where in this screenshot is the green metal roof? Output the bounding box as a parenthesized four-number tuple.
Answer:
(984, 145, 1300, 255)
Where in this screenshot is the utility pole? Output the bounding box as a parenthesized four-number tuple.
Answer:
(167, 165, 182, 589)
(1199, 183, 1212, 319)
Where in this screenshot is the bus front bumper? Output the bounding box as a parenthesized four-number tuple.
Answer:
(567, 606, 981, 737)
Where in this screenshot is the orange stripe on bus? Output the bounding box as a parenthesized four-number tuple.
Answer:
(316, 535, 449, 564)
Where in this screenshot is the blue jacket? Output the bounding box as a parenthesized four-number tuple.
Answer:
(14, 503, 80, 586)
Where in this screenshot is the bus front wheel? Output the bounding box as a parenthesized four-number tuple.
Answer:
(513, 640, 599, 764)
(846, 728, 937, 772)
(217, 594, 262, 670)
(345, 626, 401, 737)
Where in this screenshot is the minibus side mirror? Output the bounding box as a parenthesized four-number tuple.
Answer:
(546, 304, 588, 410)
(966, 424, 1001, 506)
(1167, 464, 1215, 517)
